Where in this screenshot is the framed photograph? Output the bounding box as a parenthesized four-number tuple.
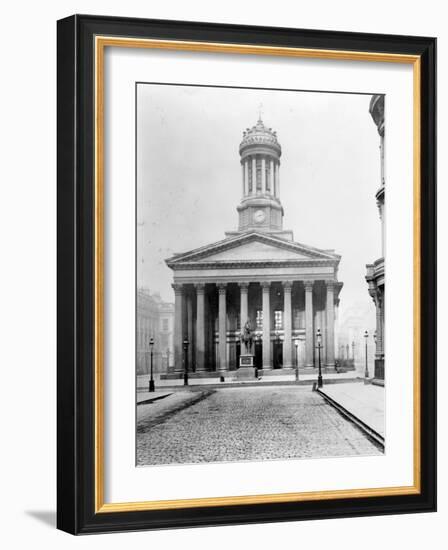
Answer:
(57, 15, 436, 534)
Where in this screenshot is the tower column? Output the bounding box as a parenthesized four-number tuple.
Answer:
(244, 160, 249, 197)
(261, 157, 266, 194)
(252, 157, 257, 195)
(172, 283, 184, 373)
(270, 159, 275, 196)
(195, 283, 205, 371)
(326, 281, 335, 368)
(283, 281, 293, 368)
(218, 283, 228, 371)
(261, 281, 271, 369)
(241, 161, 245, 198)
(275, 161, 280, 197)
(304, 280, 314, 367)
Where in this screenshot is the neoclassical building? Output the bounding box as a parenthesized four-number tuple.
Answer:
(166, 117, 343, 376)
(136, 288, 174, 375)
(366, 95, 385, 381)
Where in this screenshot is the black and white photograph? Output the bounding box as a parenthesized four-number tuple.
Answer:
(135, 83, 385, 466)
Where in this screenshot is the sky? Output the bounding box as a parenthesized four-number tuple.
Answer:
(136, 83, 382, 323)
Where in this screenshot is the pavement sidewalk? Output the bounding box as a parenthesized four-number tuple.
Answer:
(318, 382, 385, 437)
(137, 371, 361, 390)
(137, 391, 172, 405)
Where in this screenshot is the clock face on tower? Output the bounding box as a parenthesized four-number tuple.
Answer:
(253, 210, 266, 224)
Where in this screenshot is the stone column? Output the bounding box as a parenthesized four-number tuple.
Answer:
(218, 283, 228, 371)
(252, 157, 257, 195)
(244, 160, 249, 197)
(304, 280, 314, 367)
(375, 291, 384, 357)
(283, 281, 293, 368)
(172, 283, 184, 373)
(195, 283, 205, 371)
(326, 281, 335, 368)
(241, 161, 245, 198)
(261, 157, 266, 194)
(187, 291, 193, 371)
(270, 159, 274, 195)
(239, 282, 249, 329)
(261, 281, 271, 369)
(275, 162, 280, 197)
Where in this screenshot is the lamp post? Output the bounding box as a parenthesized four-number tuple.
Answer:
(183, 338, 189, 386)
(316, 328, 323, 388)
(364, 330, 369, 378)
(294, 339, 300, 382)
(148, 337, 155, 392)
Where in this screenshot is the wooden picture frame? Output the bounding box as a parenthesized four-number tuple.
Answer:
(57, 14, 436, 534)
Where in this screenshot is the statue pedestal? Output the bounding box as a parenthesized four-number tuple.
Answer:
(236, 354, 256, 380)
(239, 354, 254, 367)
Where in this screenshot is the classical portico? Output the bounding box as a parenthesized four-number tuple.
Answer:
(166, 117, 342, 376)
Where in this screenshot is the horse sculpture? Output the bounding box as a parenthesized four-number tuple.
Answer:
(241, 320, 254, 354)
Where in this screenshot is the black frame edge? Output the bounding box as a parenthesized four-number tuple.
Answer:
(57, 14, 78, 535)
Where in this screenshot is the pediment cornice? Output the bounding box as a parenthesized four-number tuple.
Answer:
(166, 232, 340, 269)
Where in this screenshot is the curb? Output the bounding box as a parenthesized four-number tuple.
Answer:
(137, 377, 363, 392)
(137, 392, 172, 406)
(316, 388, 385, 450)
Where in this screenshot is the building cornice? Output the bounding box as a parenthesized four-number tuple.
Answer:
(169, 258, 340, 270)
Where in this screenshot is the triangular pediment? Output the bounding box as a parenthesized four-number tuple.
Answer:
(196, 241, 311, 262)
(166, 232, 339, 267)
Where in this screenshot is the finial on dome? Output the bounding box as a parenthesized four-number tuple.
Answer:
(258, 102, 263, 123)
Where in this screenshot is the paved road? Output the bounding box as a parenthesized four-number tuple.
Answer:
(137, 386, 382, 466)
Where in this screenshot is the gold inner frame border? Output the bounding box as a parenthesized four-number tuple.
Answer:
(94, 35, 421, 514)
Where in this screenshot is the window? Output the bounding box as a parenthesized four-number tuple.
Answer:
(162, 318, 169, 331)
(256, 157, 262, 191)
(274, 310, 283, 330)
(256, 309, 263, 329)
(293, 309, 305, 329)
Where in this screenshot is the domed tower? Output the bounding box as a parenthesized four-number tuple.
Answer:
(226, 117, 293, 240)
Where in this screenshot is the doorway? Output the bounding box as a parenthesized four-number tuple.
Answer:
(273, 338, 283, 369)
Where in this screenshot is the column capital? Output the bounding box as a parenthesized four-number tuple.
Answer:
(172, 283, 184, 294)
(217, 282, 227, 295)
(194, 283, 205, 293)
(261, 281, 271, 291)
(238, 282, 250, 291)
(282, 281, 293, 291)
(304, 280, 314, 291)
(326, 280, 335, 291)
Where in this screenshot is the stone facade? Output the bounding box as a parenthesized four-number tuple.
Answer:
(136, 289, 174, 375)
(166, 117, 343, 376)
(366, 95, 385, 381)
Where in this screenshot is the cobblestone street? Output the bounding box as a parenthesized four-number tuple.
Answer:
(137, 386, 382, 466)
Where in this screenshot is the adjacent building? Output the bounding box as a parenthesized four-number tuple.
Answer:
(165, 117, 343, 376)
(136, 288, 174, 375)
(366, 95, 385, 381)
